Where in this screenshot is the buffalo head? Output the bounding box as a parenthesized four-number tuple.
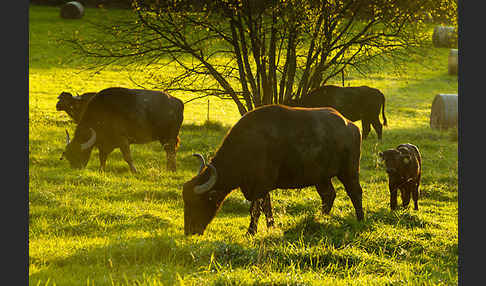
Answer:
(56, 91, 96, 123)
(61, 128, 97, 169)
(182, 154, 223, 235)
(378, 148, 412, 175)
(56, 92, 77, 112)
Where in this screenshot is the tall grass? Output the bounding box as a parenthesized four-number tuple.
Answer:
(29, 5, 458, 285)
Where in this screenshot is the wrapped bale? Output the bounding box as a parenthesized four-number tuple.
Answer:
(432, 26, 457, 48)
(448, 49, 458, 76)
(60, 1, 85, 19)
(430, 94, 458, 130)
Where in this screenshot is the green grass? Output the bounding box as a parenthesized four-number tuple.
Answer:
(29, 5, 458, 286)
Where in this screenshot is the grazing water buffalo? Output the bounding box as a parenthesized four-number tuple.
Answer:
(61, 87, 184, 173)
(56, 91, 97, 123)
(285, 85, 387, 139)
(183, 104, 364, 236)
(379, 143, 422, 210)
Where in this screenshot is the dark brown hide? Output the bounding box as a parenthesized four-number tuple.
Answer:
(379, 143, 422, 210)
(62, 87, 184, 173)
(56, 92, 97, 123)
(285, 85, 387, 140)
(183, 104, 364, 235)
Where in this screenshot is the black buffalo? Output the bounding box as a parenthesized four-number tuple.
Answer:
(56, 92, 97, 123)
(285, 85, 387, 139)
(379, 143, 422, 210)
(61, 87, 184, 173)
(183, 104, 364, 236)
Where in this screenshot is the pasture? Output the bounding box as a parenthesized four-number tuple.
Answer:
(29, 5, 458, 285)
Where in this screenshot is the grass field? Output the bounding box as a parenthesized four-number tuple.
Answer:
(29, 5, 458, 285)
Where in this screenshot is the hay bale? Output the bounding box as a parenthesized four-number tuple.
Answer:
(430, 94, 458, 130)
(448, 49, 458, 76)
(432, 26, 457, 48)
(60, 1, 85, 19)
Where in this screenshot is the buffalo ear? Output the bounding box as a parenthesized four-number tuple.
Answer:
(378, 152, 384, 160)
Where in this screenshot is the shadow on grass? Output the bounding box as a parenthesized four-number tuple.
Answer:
(282, 212, 371, 247)
(420, 187, 457, 203)
(105, 188, 181, 204)
(366, 207, 433, 228)
(29, 232, 192, 285)
(30, 204, 172, 238)
(280, 206, 432, 247)
(29, 204, 450, 285)
(29, 224, 363, 285)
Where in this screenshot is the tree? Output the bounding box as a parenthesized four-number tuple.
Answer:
(66, 0, 457, 115)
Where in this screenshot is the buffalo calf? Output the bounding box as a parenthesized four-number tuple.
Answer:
(379, 143, 422, 210)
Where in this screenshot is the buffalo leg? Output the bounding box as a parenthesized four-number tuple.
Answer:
(262, 193, 274, 228)
(400, 185, 411, 209)
(371, 119, 383, 140)
(412, 182, 419, 210)
(162, 138, 178, 172)
(338, 174, 364, 220)
(247, 193, 274, 235)
(362, 120, 371, 140)
(389, 183, 398, 211)
(316, 178, 336, 215)
(247, 198, 263, 235)
(119, 140, 137, 173)
(98, 146, 114, 172)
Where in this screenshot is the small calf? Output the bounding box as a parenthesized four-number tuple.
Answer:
(56, 92, 97, 123)
(379, 143, 422, 210)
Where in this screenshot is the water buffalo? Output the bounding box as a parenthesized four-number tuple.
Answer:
(61, 87, 184, 173)
(183, 104, 364, 236)
(285, 85, 387, 139)
(56, 91, 97, 123)
(379, 143, 422, 210)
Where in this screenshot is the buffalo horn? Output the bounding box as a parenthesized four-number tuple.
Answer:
(192, 153, 206, 174)
(80, 128, 97, 150)
(65, 129, 70, 145)
(194, 164, 218, 195)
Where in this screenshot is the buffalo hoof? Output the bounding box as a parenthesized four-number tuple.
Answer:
(167, 161, 177, 172)
(266, 218, 275, 228)
(322, 206, 332, 215)
(246, 227, 257, 236)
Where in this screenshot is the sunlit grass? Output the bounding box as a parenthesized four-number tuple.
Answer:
(29, 4, 457, 286)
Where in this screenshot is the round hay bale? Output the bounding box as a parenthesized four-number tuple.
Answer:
(432, 26, 457, 48)
(448, 49, 458, 76)
(430, 94, 458, 130)
(60, 1, 85, 19)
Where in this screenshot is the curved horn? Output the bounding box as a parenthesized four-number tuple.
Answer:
(192, 153, 206, 174)
(65, 129, 70, 145)
(80, 128, 96, 150)
(194, 164, 218, 195)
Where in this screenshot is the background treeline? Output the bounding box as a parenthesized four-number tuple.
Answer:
(30, 0, 456, 24)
